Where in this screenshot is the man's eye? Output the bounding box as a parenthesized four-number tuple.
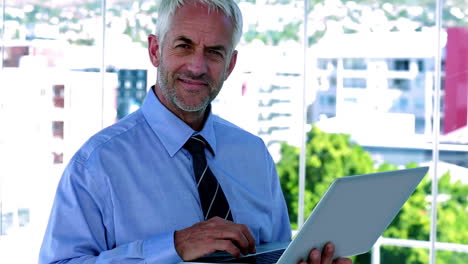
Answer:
(176, 44, 190, 49)
(208, 50, 223, 57)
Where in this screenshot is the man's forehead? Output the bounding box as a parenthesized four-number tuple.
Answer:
(167, 2, 234, 47)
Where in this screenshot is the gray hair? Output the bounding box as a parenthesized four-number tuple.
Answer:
(155, 0, 243, 51)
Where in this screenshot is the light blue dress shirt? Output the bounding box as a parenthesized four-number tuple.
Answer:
(39, 89, 291, 264)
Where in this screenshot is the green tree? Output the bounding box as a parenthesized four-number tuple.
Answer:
(276, 126, 374, 230)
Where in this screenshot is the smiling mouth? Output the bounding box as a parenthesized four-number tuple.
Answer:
(177, 77, 210, 90)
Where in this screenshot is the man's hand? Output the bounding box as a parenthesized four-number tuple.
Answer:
(174, 217, 256, 261)
(298, 243, 352, 264)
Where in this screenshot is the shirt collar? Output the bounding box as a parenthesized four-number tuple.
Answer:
(141, 87, 217, 157)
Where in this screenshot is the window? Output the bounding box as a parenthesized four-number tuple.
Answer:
(1, 1, 467, 264)
(17, 209, 30, 228)
(389, 59, 410, 71)
(258, 99, 291, 107)
(1, 212, 14, 235)
(343, 78, 366, 88)
(329, 76, 337, 88)
(344, 97, 358, 103)
(414, 98, 424, 109)
(52, 84, 64, 108)
(396, 97, 409, 111)
(52, 121, 64, 139)
(319, 95, 327, 105)
(417, 59, 425, 72)
(389, 78, 411, 91)
(343, 58, 367, 70)
(319, 95, 336, 105)
(415, 117, 426, 134)
(317, 58, 329, 70)
(117, 69, 148, 119)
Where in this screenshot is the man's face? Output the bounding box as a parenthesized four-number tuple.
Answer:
(149, 2, 237, 115)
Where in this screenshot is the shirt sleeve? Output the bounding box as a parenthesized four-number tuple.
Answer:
(39, 158, 183, 264)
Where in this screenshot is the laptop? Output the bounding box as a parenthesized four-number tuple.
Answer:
(181, 166, 429, 264)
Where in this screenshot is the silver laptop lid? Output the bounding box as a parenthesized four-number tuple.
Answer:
(277, 166, 428, 263)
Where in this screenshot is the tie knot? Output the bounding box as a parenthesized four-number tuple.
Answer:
(183, 135, 207, 156)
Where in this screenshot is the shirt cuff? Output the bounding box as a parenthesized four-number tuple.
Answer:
(143, 231, 183, 264)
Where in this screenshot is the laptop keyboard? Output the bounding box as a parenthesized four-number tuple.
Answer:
(222, 248, 285, 264)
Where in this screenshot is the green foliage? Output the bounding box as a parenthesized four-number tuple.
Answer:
(244, 21, 301, 46)
(435, 173, 468, 245)
(276, 126, 374, 229)
(245, 0, 468, 45)
(8, 0, 468, 47)
(380, 246, 428, 264)
(276, 126, 468, 264)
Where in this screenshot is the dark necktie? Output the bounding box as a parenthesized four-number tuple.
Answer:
(183, 135, 233, 221)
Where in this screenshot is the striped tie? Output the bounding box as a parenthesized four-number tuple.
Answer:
(183, 135, 233, 221)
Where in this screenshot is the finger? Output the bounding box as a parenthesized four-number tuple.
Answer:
(321, 243, 335, 264)
(175, 219, 242, 260)
(237, 224, 256, 254)
(206, 217, 256, 253)
(205, 216, 225, 224)
(194, 219, 256, 256)
(308, 248, 321, 264)
(199, 222, 248, 255)
(214, 239, 242, 258)
(211, 222, 255, 255)
(217, 228, 250, 255)
(333, 258, 353, 264)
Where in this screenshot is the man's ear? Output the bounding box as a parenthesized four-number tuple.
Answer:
(148, 34, 160, 67)
(224, 50, 238, 80)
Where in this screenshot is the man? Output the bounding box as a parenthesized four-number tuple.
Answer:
(40, 1, 352, 264)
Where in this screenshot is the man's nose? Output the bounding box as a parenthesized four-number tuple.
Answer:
(187, 50, 208, 76)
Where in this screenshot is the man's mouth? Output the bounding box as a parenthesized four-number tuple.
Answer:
(178, 77, 209, 86)
(177, 75, 211, 92)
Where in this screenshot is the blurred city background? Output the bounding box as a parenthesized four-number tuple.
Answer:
(0, 0, 467, 263)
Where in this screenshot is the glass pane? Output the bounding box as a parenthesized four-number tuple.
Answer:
(440, 0, 468, 251)
(436, 249, 468, 264)
(105, 0, 156, 121)
(380, 246, 429, 264)
(308, 0, 437, 214)
(230, 0, 307, 234)
(1, 1, 466, 263)
(273, 0, 461, 263)
(218, 0, 304, 164)
(0, 0, 104, 262)
(0, 0, 3, 70)
(433, 165, 468, 248)
(0, 0, 4, 255)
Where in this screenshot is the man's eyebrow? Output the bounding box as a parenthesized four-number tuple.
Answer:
(175, 36, 228, 54)
(175, 36, 194, 44)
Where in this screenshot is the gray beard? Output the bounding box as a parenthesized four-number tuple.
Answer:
(157, 64, 220, 113)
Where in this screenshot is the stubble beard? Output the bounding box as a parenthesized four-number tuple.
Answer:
(157, 61, 223, 113)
